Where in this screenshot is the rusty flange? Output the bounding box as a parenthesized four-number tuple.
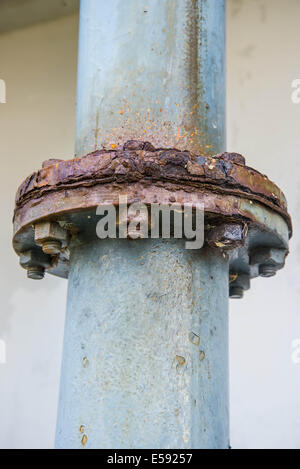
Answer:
(13, 141, 291, 294)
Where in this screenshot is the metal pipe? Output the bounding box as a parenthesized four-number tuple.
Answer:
(12, 0, 292, 450)
(55, 0, 229, 449)
(56, 238, 229, 449)
(75, 0, 225, 157)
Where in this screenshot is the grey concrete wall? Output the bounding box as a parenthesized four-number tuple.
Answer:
(0, 0, 299, 449)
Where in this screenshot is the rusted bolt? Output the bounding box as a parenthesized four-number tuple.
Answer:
(41, 239, 62, 255)
(207, 223, 247, 249)
(123, 140, 155, 151)
(215, 152, 246, 166)
(229, 272, 250, 299)
(41, 158, 63, 168)
(229, 285, 244, 299)
(27, 266, 45, 280)
(259, 264, 276, 278)
(250, 247, 287, 277)
(19, 249, 50, 280)
(34, 221, 68, 255)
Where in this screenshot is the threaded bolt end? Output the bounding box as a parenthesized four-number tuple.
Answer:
(42, 239, 61, 255)
(27, 266, 45, 280)
(229, 285, 244, 299)
(259, 264, 276, 278)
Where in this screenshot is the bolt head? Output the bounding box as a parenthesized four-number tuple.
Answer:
(27, 266, 45, 280)
(42, 239, 61, 255)
(19, 249, 51, 269)
(250, 247, 287, 269)
(207, 223, 247, 249)
(259, 264, 276, 278)
(229, 285, 244, 299)
(34, 221, 67, 247)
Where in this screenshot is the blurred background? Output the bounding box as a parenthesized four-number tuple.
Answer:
(0, 0, 299, 449)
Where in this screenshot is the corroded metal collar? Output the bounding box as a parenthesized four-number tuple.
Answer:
(13, 141, 291, 282)
(14, 140, 291, 235)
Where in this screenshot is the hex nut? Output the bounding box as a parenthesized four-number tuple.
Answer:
(229, 272, 250, 299)
(34, 221, 68, 254)
(19, 249, 50, 280)
(250, 247, 287, 277)
(207, 223, 247, 249)
(215, 152, 246, 166)
(19, 249, 51, 269)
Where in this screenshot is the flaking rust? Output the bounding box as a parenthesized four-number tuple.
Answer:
(14, 140, 291, 234)
(12, 140, 291, 283)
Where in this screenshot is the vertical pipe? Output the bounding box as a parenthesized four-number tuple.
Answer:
(56, 0, 228, 449)
(75, 0, 225, 157)
(56, 239, 229, 449)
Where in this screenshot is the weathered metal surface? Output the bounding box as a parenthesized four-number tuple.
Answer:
(75, 0, 225, 157)
(34, 221, 68, 255)
(206, 223, 247, 249)
(55, 238, 229, 449)
(12, 143, 291, 284)
(13, 143, 291, 235)
(229, 272, 250, 299)
(11, 0, 292, 450)
(249, 247, 287, 278)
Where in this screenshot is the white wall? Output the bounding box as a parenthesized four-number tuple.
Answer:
(0, 14, 78, 448)
(227, 0, 300, 449)
(0, 0, 299, 449)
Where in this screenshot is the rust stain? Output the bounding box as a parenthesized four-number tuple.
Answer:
(81, 434, 88, 447)
(82, 356, 89, 368)
(13, 140, 292, 236)
(229, 273, 238, 283)
(189, 331, 200, 346)
(184, 0, 210, 155)
(176, 355, 186, 367)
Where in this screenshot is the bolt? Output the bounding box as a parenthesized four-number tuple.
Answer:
(250, 247, 287, 272)
(41, 158, 63, 168)
(259, 264, 276, 278)
(207, 223, 247, 249)
(229, 272, 250, 299)
(19, 249, 50, 280)
(34, 221, 67, 254)
(215, 152, 246, 166)
(229, 285, 244, 299)
(27, 265, 45, 280)
(41, 239, 62, 255)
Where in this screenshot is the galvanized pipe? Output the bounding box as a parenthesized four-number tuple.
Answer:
(56, 0, 227, 449)
(75, 0, 225, 157)
(56, 238, 229, 449)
